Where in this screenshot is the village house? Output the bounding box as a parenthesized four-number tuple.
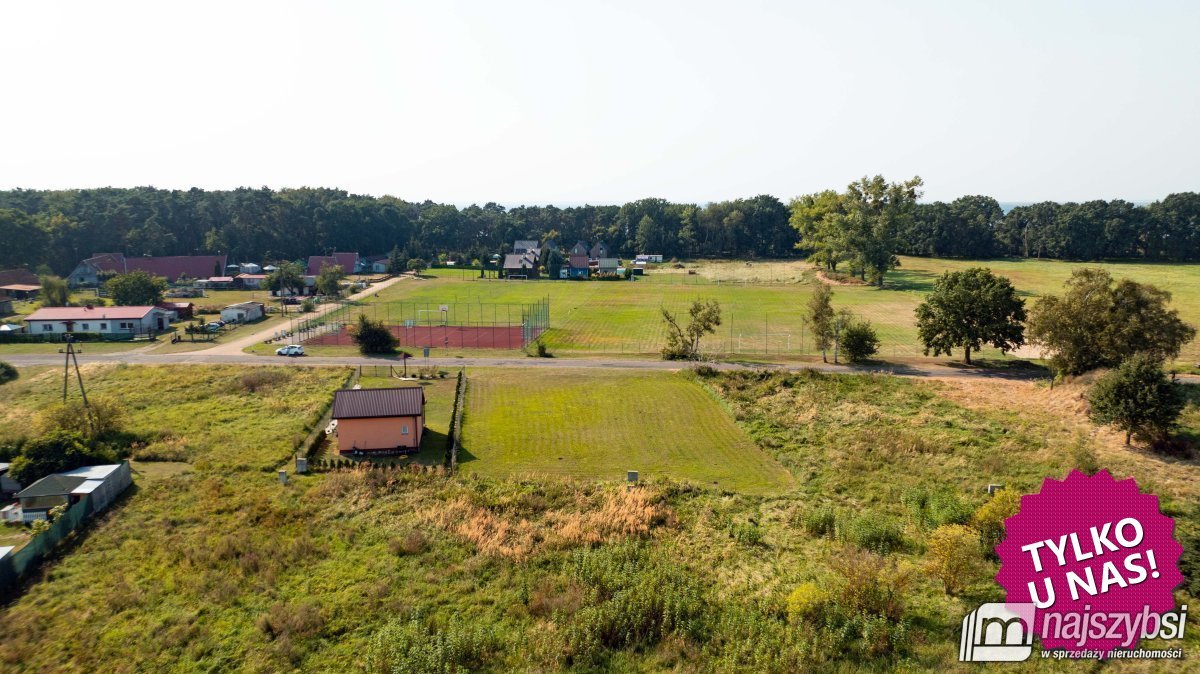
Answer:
(235, 273, 268, 289)
(331, 387, 425, 455)
(14, 463, 132, 523)
(67, 253, 227, 286)
(594, 258, 620, 275)
(220, 301, 266, 323)
(503, 253, 538, 278)
(0, 269, 40, 300)
(24, 305, 175, 336)
(589, 242, 611, 259)
(158, 301, 194, 320)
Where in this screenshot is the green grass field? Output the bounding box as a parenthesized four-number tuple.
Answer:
(0, 364, 351, 471)
(345, 258, 1200, 363)
(459, 368, 793, 494)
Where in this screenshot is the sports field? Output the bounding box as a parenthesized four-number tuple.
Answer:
(458, 368, 794, 494)
(362, 257, 1200, 363)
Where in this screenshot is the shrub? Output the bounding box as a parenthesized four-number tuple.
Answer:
(842, 515, 905, 554)
(300, 299, 316, 313)
(1087, 353, 1185, 447)
(971, 488, 1022, 555)
(840, 321, 880, 362)
(0, 360, 16, 384)
(729, 521, 765, 547)
(535, 342, 550, 357)
(786, 582, 829, 624)
(389, 530, 428, 556)
(350, 314, 399, 354)
(924, 524, 983, 594)
(828, 547, 911, 620)
(802, 506, 837, 538)
(364, 616, 497, 674)
(36, 395, 128, 443)
(239, 369, 291, 393)
(1070, 433, 1100, 474)
(902, 486, 973, 529)
(8, 430, 117, 485)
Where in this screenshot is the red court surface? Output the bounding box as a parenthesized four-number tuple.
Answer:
(304, 325, 538, 349)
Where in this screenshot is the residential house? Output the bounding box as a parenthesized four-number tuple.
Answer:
(235, 273, 268, 289)
(67, 253, 228, 286)
(513, 240, 541, 256)
(15, 463, 132, 522)
(220, 302, 266, 323)
(358, 255, 390, 274)
(0, 464, 21, 499)
(0, 296, 13, 316)
(589, 242, 611, 259)
(595, 258, 620, 275)
(239, 262, 263, 274)
(503, 253, 538, 278)
(568, 241, 589, 257)
(332, 387, 425, 455)
(307, 253, 359, 277)
(196, 276, 235, 289)
(566, 254, 590, 278)
(0, 269, 39, 299)
(24, 305, 174, 335)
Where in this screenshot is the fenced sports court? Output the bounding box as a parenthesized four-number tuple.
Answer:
(292, 297, 549, 349)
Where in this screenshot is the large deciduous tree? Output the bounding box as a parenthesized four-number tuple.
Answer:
(106, 269, 167, 306)
(1027, 268, 1196, 375)
(39, 275, 70, 307)
(266, 261, 306, 298)
(315, 264, 345, 297)
(1087, 354, 1185, 446)
(915, 268, 1026, 364)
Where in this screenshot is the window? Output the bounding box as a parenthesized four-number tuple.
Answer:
(100, 323, 107, 330)
(42, 324, 53, 332)
(81, 323, 89, 330)
(119, 322, 133, 330)
(401, 425, 409, 435)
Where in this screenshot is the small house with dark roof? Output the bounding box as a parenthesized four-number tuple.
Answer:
(503, 253, 538, 278)
(15, 463, 131, 522)
(331, 387, 426, 455)
(307, 253, 359, 277)
(569, 241, 589, 256)
(513, 240, 540, 256)
(589, 242, 610, 259)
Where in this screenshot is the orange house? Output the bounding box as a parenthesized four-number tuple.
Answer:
(331, 387, 425, 455)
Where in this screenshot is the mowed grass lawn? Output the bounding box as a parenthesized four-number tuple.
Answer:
(360, 258, 1200, 363)
(459, 368, 793, 494)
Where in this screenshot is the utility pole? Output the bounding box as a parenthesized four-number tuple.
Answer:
(61, 335, 95, 433)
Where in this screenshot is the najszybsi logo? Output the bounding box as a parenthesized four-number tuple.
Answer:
(960, 602, 1189, 662)
(960, 603, 1035, 662)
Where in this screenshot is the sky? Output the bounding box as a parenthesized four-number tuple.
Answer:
(1, 1, 1198, 205)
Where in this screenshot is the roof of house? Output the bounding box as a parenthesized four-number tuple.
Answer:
(589, 242, 609, 256)
(307, 253, 359, 276)
(503, 254, 537, 269)
(235, 274, 268, 280)
(596, 257, 620, 266)
(0, 463, 9, 474)
(82, 254, 228, 281)
(17, 473, 89, 499)
(0, 324, 23, 332)
(60, 465, 122, 480)
(568, 254, 589, 268)
(332, 387, 425, 419)
(224, 302, 264, 310)
(514, 239, 540, 251)
(160, 301, 193, 308)
(0, 269, 38, 286)
(0, 284, 40, 292)
(25, 306, 161, 321)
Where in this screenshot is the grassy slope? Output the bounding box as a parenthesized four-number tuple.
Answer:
(459, 368, 794, 495)
(338, 258, 1200, 362)
(0, 364, 350, 470)
(0, 366, 1195, 672)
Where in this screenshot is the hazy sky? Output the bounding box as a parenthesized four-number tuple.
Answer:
(2, 1, 1197, 204)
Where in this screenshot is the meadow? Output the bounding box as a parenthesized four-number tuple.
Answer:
(459, 368, 793, 494)
(334, 257, 1200, 364)
(0, 363, 1196, 671)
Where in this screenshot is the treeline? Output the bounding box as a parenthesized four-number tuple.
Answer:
(1, 186, 1199, 275)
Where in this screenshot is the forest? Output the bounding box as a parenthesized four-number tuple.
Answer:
(0, 185, 1198, 274)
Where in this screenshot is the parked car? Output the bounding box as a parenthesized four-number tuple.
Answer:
(205, 322, 223, 333)
(275, 344, 305, 357)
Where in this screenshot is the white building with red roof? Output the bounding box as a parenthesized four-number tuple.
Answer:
(24, 305, 174, 336)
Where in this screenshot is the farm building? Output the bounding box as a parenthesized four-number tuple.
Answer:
(24, 305, 174, 336)
(359, 255, 390, 273)
(14, 463, 132, 523)
(158, 302, 194, 320)
(307, 253, 359, 277)
(220, 302, 266, 323)
(0, 270, 39, 300)
(67, 253, 227, 286)
(331, 387, 425, 455)
(235, 273, 268, 289)
(196, 276, 235, 289)
(0, 284, 39, 300)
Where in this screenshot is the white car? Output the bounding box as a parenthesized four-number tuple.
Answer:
(275, 344, 305, 357)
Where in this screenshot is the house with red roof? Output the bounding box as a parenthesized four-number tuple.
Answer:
(306, 253, 359, 277)
(68, 253, 227, 287)
(24, 305, 174, 336)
